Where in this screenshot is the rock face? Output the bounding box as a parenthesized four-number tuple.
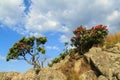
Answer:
(79, 70, 97, 80)
(5, 68, 66, 80)
(0, 72, 20, 80)
(85, 44, 120, 80)
(38, 68, 66, 80)
(0, 43, 120, 80)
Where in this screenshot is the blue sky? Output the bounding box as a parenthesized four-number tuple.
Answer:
(0, 0, 120, 73)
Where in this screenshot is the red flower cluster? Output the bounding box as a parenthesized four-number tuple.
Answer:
(90, 24, 108, 30)
(73, 30, 79, 34)
(95, 24, 107, 30)
(73, 25, 86, 35)
(90, 27, 95, 30)
(17, 42, 30, 50)
(71, 24, 108, 55)
(77, 26, 86, 32)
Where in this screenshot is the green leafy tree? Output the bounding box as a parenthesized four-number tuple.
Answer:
(6, 36, 47, 69)
(71, 24, 108, 55)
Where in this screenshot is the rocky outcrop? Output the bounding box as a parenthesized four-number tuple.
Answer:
(38, 67, 66, 80)
(10, 68, 66, 80)
(79, 70, 97, 80)
(98, 75, 108, 80)
(12, 69, 37, 80)
(85, 43, 120, 80)
(0, 43, 120, 80)
(0, 72, 20, 80)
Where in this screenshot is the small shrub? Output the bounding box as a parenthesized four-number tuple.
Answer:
(48, 57, 62, 67)
(52, 58, 61, 63)
(48, 63, 53, 67)
(35, 68, 40, 74)
(71, 24, 108, 55)
(48, 52, 69, 67)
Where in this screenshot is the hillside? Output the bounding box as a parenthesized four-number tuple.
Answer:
(0, 43, 120, 80)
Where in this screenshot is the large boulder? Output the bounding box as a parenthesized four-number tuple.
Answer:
(12, 68, 66, 80)
(38, 67, 66, 80)
(86, 46, 120, 80)
(0, 72, 19, 80)
(12, 69, 37, 80)
(79, 70, 97, 80)
(98, 75, 108, 80)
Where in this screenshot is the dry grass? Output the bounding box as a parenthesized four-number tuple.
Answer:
(60, 59, 79, 80)
(78, 58, 91, 75)
(104, 32, 120, 48)
(60, 56, 92, 80)
(60, 61, 75, 76)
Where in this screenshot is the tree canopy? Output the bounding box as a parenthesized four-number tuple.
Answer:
(6, 36, 47, 69)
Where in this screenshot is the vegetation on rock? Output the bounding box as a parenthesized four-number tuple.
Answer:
(2, 24, 120, 80)
(49, 24, 109, 66)
(71, 24, 108, 55)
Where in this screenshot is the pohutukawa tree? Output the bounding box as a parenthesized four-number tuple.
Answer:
(6, 36, 47, 69)
(71, 24, 108, 55)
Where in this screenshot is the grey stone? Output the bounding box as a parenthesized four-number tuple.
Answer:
(98, 75, 108, 80)
(117, 73, 120, 80)
(112, 76, 117, 80)
(86, 47, 120, 80)
(79, 70, 97, 80)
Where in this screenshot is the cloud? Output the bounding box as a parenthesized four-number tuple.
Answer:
(23, 0, 120, 35)
(60, 35, 70, 43)
(0, 0, 26, 34)
(1, 0, 120, 36)
(0, 55, 5, 60)
(46, 46, 60, 51)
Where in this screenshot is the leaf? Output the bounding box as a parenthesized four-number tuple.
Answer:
(98, 31, 101, 34)
(6, 57, 9, 61)
(37, 47, 45, 54)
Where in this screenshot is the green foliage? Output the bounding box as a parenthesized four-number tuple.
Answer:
(48, 42, 76, 67)
(35, 68, 40, 74)
(36, 37, 47, 45)
(6, 36, 47, 69)
(71, 24, 108, 55)
(48, 42, 71, 67)
(48, 63, 53, 67)
(48, 52, 68, 67)
(52, 58, 61, 63)
(64, 42, 68, 46)
(37, 47, 45, 54)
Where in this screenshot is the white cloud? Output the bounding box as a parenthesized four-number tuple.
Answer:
(60, 35, 69, 43)
(1, 0, 120, 36)
(0, 55, 5, 60)
(107, 11, 120, 22)
(46, 46, 60, 51)
(0, 0, 26, 34)
(24, 0, 120, 35)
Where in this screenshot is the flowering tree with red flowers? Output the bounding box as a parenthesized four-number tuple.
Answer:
(6, 36, 47, 69)
(71, 24, 108, 55)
